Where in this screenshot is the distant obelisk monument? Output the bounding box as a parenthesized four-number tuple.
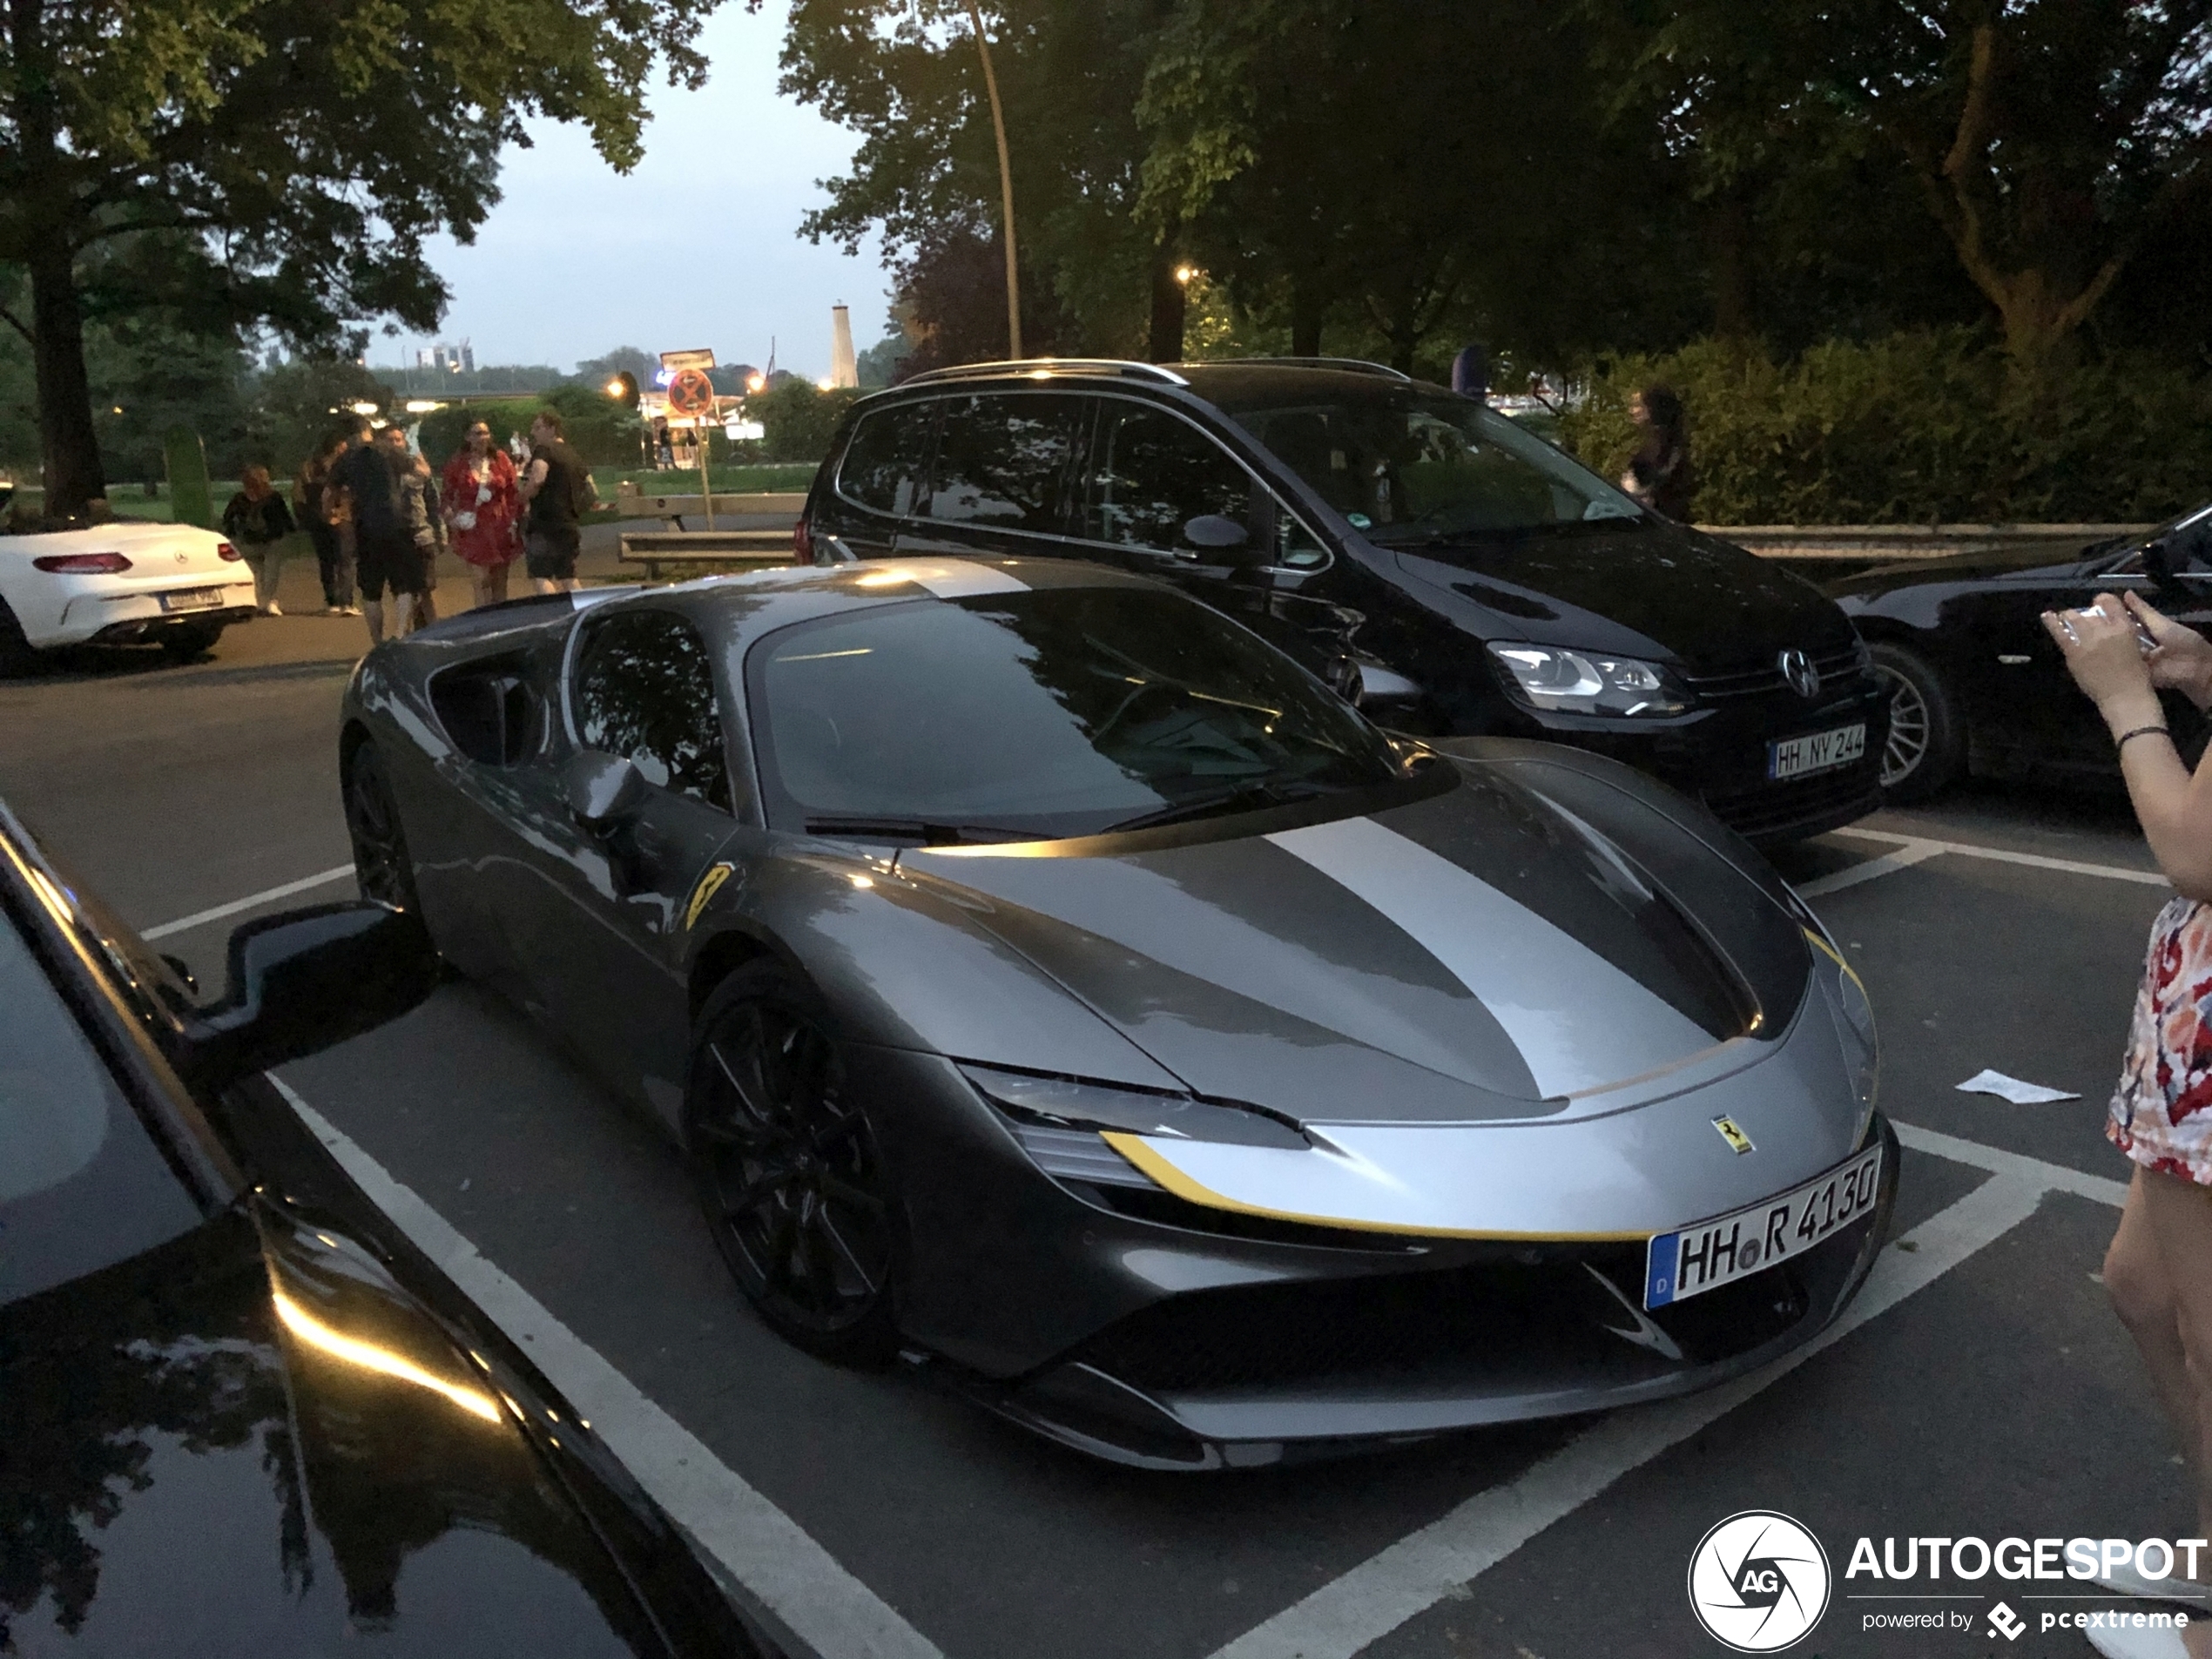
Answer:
(830, 304, 860, 389)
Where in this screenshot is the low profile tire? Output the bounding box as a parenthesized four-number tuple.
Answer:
(158, 621, 225, 663)
(343, 740, 421, 913)
(0, 599, 42, 677)
(1868, 641, 1963, 803)
(685, 961, 901, 1366)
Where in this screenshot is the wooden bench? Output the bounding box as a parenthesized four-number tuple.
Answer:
(617, 529, 795, 581)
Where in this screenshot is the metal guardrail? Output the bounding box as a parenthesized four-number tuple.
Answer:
(1706, 523, 2151, 563)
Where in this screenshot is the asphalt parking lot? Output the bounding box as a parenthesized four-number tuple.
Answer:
(0, 610, 2193, 1659)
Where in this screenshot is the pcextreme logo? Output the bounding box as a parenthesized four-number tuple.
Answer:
(1688, 1511, 1833, 1652)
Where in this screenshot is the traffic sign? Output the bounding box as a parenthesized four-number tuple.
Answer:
(660, 348, 717, 372)
(666, 368, 716, 417)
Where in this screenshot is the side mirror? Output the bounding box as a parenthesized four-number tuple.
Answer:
(565, 749, 648, 829)
(1182, 514, 1251, 554)
(179, 903, 439, 1089)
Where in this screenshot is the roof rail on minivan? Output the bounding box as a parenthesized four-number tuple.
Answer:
(1203, 356, 1413, 381)
(899, 358, 1191, 388)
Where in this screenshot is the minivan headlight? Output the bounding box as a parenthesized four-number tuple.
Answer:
(1487, 644, 1691, 717)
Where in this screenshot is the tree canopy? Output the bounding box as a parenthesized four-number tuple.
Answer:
(1, 0, 730, 515)
(786, 0, 2212, 382)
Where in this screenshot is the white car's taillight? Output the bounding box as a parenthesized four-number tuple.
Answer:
(33, 551, 132, 574)
(216, 541, 242, 561)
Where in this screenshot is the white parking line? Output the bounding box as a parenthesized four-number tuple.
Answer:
(1829, 827, 2168, 889)
(1794, 840, 1946, 897)
(1892, 1118, 2129, 1208)
(143, 864, 354, 940)
(271, 1079, 946, 1659)
(1207, 1152, 2084, 1659)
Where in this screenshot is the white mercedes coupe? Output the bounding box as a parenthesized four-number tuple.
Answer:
(0, 517, 257, 674)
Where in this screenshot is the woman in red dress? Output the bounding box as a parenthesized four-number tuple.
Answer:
(441, 420, 522, 608)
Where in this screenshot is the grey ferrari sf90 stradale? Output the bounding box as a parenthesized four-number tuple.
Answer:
(339, 556, 1893, 1468)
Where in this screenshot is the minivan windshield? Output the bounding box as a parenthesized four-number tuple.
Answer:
(1227, 390, 1645, 543)
(747, 586, 1413, 842)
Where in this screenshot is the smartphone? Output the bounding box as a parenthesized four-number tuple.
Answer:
(2060, 604, 2158, 653)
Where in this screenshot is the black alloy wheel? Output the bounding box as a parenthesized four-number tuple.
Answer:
(685, 961, 900, 1366)
(1867, 642, 1963, 803)
(343, 741, 421, 912)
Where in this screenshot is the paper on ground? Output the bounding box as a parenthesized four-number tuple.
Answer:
(1956, 1069, 2081, 1105)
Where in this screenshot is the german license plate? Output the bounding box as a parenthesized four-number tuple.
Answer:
(1767, 722, 1865, 780)
(1643, 1143, 1885, 1310)
(158, 588, 225, 612)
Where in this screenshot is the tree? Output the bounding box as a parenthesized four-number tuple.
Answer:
(0, 0, 725, 518)
(1596, 0, 2212, 369)
(573, 346, 661, 386)
(781, 0, 1177, 357)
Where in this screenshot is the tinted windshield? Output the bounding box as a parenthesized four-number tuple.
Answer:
(0, 902, 202, 1305)
(747, 587, 1403, 840)
(1230, 391, 1643, 543)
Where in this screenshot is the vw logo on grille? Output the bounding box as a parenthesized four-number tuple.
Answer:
(1778, 649, 1821, 698)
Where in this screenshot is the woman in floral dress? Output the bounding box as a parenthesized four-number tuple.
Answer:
(441, 420, 522, 608)
(2048, 583, 2212, 1659)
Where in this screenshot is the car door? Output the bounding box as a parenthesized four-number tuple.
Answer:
(889, 392, 1089, 561)
(816, 401, 938, 560)
(521, 608, 745, 1118)
(1951, 547, 2202, 772)
(1070, 396, 1361, 682)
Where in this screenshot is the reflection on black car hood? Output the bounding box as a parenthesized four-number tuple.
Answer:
(1392, 523, 1851, 674)
(0, 1206, 663, 1656)
(1823, 546, 2098, 596)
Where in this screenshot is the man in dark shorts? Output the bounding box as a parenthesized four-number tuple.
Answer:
(333, 418, 421, 642)
(516, 409, 586, 595)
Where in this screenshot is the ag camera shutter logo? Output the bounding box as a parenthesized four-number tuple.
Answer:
(1688, 1511, 1831, 1652)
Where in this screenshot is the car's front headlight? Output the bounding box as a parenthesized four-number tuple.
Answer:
(1487, 644, 1691, 717)
(961, 1064, 1305, 1187)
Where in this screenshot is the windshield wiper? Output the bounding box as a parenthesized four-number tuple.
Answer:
(1102, 779, 1338, 834)
(801, 816, 1038, 846)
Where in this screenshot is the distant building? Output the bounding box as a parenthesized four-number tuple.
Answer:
(830, 306, 860, 389)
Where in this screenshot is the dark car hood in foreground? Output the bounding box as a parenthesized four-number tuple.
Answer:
(1390, 523, 1851, 675)
(0, 1205, 665, 1656)
(1824, 547, 2100, 597)
(901, 765, 1809, 1125)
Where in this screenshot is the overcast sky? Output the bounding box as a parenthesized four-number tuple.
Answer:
(373, 2, 893, 380)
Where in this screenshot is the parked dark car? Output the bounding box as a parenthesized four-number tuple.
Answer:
(1830, 502, 2212, 800)
(0, 799, 779, 1657)
(795, 358, 1888, 846)
(335, 561, 1892, 1470)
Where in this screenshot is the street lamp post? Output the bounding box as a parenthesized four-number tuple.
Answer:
(964, 0, 1022, 360)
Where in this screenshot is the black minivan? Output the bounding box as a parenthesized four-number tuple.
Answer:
(797, 358, 1886, 845)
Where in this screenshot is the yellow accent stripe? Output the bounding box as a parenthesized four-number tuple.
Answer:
(1804, 927, 1869, 1001)
(1099, 1132, 1653, 1243)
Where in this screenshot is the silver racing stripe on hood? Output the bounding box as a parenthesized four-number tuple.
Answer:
(1264, 815, 1719, 1098)
(893, 560, 1028, 599)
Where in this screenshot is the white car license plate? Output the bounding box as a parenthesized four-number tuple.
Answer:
(158, 588, 225, 612)
(1643, 1143, 1885, 1310)
(1767, 722, 1865, 780)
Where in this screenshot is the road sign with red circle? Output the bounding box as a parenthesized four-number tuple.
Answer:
(667, 368, 716, 417)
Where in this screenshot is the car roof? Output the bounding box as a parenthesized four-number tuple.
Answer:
(624, 555, 1175, 651)
(859, 357, 1452, 416)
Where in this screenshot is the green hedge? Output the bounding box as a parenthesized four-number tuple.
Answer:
(415, 383, 644, 468)
(1556, 332, 2212, 525)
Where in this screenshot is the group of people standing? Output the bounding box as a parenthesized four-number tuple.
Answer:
(219, 408, 593, 647)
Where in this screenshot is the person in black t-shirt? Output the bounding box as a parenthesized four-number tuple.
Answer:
(331, 418, 422, 643)
(516, 409, 585, 595)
